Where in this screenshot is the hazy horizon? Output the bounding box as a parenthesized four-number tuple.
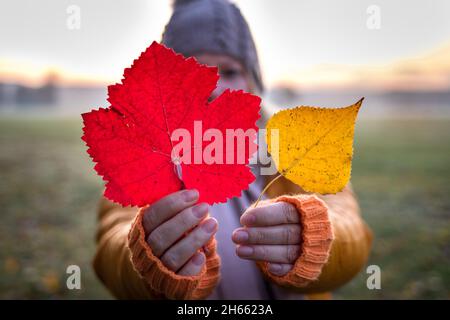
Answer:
(1, 0, 450, 92)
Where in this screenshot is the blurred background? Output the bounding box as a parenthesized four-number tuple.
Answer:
(0, 0, 449, 299)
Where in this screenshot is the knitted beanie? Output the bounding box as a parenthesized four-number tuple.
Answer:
(161, 0, 264, 92)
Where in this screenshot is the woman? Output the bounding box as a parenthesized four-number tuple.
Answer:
(93, 0, 372, 300)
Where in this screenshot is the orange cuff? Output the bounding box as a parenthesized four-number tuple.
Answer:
(127, 207, 220, 299)
(258, 195, 334, 288)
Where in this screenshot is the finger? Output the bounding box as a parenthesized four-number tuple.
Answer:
(177, 252, 206, 276)
(142, 189, 199, 234)
(232, 224, 301, 245)
(161, 218, 218, 272)
(240, 202, 299, 227)
(236, 245, 300, 264)
(267, 263, 294, 276)
(147, 203, 209, 256)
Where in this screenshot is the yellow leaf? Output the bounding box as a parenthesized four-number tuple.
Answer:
(266, 98, 363, 194)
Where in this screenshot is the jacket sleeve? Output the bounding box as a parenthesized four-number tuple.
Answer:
(93, 197, 221, 300)
(257, 178, 373, 294)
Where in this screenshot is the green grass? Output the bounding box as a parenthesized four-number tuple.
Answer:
(0, 116, 449, 299)
(335, 119, 450, 299)
(0, 117, 109, 299)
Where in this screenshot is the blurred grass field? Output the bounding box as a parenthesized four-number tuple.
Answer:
(0, 116, 449, 299)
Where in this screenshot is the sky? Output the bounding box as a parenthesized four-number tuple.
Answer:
(1, 0, 449, 90)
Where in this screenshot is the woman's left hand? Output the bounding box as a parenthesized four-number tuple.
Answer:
(232, 202, 302, 276)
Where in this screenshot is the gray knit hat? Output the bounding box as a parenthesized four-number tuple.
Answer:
(161, 0, 264, 92)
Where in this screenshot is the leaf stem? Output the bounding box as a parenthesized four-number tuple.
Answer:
(253, 173, 283, 208)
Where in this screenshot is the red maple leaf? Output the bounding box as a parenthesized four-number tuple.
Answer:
(82, 42, 261, 207)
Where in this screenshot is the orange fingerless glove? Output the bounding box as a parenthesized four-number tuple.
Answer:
(127, 208, 221, 299)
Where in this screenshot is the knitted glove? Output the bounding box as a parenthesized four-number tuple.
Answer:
(127, 207, 221, 299)
(256, 195, 334, 289)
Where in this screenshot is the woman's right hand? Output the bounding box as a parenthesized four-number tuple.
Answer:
(141, 189, 218, 276)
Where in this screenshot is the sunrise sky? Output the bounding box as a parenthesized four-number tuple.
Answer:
(1, 0, 449, 91)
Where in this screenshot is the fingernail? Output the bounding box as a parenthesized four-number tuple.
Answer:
(268, 263, 282, 274)
(192, 252, 205, 266)
(241, 214, 255, 225)
(183, 189, 199, 202)
(237, 246, 254, 256)
(202, 218, 217, 233)
(193, 203, 209, 218)
(233, 230, 249, 243)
